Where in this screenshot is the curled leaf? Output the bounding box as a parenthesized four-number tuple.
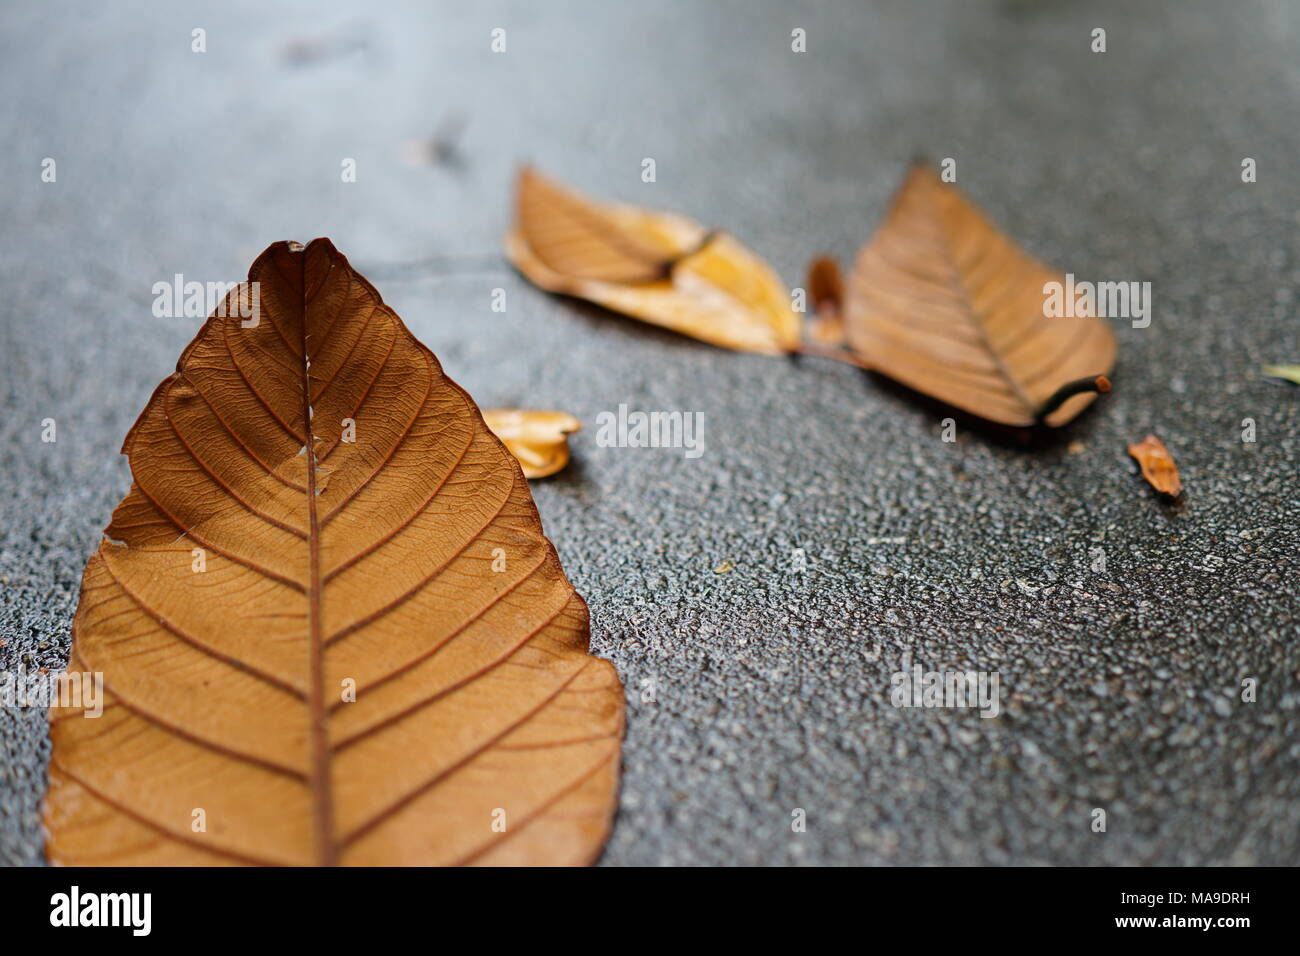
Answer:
(1262, 364, 1300, 385)
(1127, 434, 1183, 497)
(44, 239, 623, 866)
(506, 166, 798, 355)
(483, 409, 581, 479)
(843, 166, 1117, 427)
(805, 255, 847, 347)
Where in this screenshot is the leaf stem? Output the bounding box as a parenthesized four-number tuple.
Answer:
(1034, 375, 1112, 425)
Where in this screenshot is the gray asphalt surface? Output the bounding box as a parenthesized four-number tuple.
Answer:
(2, 0, 1298, 866)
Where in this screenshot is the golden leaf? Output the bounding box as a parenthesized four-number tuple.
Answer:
(506, 166, 799, 355)
(843, 166, 1117, 427)
(483, 409, 581, 479)
(44, 239, 623, 866)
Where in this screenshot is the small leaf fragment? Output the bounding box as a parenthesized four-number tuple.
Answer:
(1262, 364, 1300, 385)
(483, 408, 581, 479)
(805, 256, 847, 347)
(1128, 434, 1183, 497)
(506, 167, 798, 355)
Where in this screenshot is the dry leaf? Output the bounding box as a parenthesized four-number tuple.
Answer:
(805, 255, 847, 347)
(506, 166, 799, 355)
(44, 239, 623, 866)
(1127, 434, 1183, 497)
(1262, 364, 1300, 385)
(843, 166, 1117, 427)
(483, 408, 580, 479)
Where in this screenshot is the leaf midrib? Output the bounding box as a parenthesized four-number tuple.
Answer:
(297, 253, 335, 867)
(927, 182, 1037, 419)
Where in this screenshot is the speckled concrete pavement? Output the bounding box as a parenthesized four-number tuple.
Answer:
(1, 0, 1298, 866)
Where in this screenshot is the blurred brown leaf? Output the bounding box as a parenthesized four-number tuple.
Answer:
(842, 166, 1117, 427)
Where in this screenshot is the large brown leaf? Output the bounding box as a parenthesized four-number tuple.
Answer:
(506, 166, 799, 355)
(44, 239, 624, 866)
(843, 166, 1116, 427)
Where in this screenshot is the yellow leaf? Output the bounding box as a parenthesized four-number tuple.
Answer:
(506, 167, 798, 355)
(1262, 364, 1300, 385)
(483, 408, 581, 479)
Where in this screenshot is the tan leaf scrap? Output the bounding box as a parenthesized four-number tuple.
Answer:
(483, 409, 581, 479)
(1128, 434, 1183, 497)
